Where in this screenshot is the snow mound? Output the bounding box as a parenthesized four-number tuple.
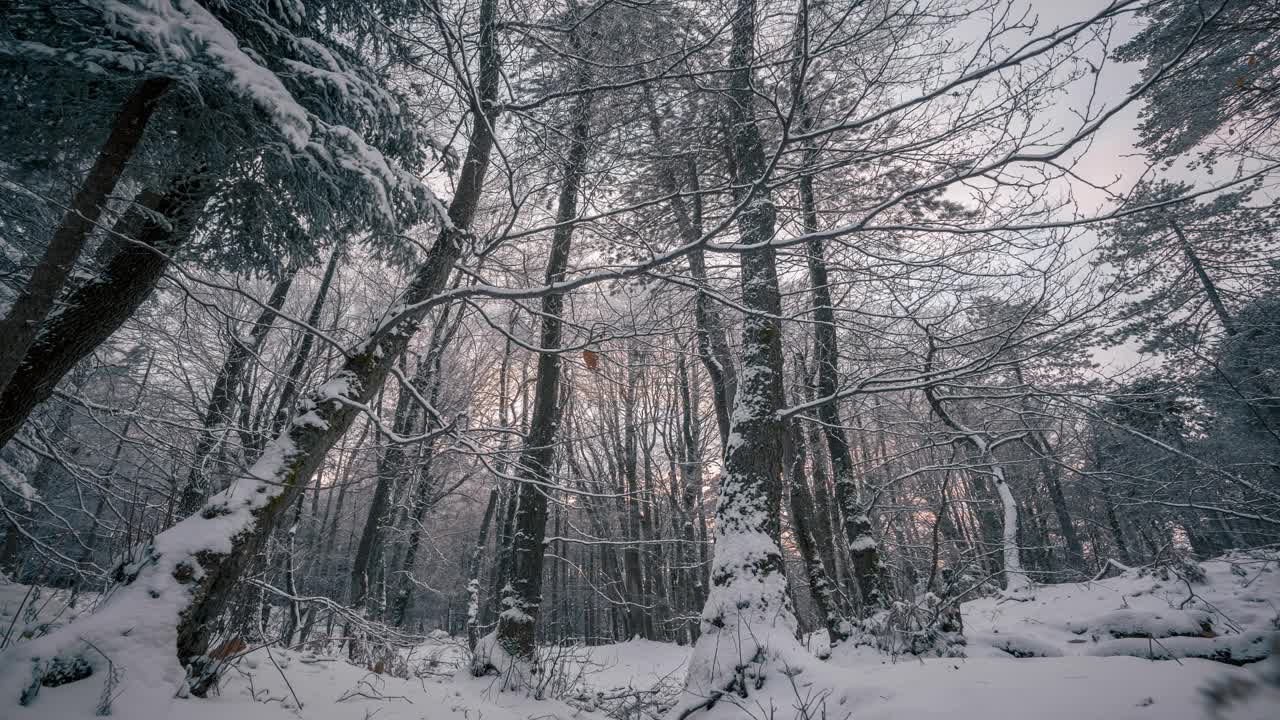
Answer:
(1087, 631, 1276, 665)
(964, 551, 1280, 664)
(1066, 608, 1214, 639)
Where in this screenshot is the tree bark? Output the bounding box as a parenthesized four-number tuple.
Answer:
(465, 489, 500, 649)
(799, 118, 886, 616)
(1029, 430, 1085, 571)
(0, 175, 211, 449)
(621, 345, 646, 639)
(345, 364, 415, 661)
(784, 412, 848, 645)
(0, 78, 171, 401)
(158, 0, 504, 689)
(387, 310, 461, 626)
(798, 358, 841, 584)
(645, 109, 737, 450)
(488, 85, 594, 666)
(678, 0, 802, 709)
(177, 273, 296, 517)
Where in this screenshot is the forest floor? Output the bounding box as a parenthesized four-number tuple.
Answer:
(2, 551, 1277, 720)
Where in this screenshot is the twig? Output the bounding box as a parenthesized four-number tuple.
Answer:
(263, 645, 304, 710)
(1, 583, 36, 650)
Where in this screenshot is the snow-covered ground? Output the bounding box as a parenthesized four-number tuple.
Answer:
(960, 551, 1280, 664)
(2, 552, 1277, 719)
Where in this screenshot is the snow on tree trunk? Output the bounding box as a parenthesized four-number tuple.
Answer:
(676, 258, 805, 712)
(254, 242, 344, 457)
(475, 81, 594, 683)
(674, 1, 806, 714)
(0, 0, 501, 706)
(990, 461, 1031, 593)
(176, 272, 296, 517)
(924, 357, 1031, 596)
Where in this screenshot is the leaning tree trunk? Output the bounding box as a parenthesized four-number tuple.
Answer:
(784, 411, 848, 646)
(482, 85, 594, 671)
(176, 272, 296, 517)
(1169, 219, 1236, 336)
(0, 175, 212, 450)
(0, 78, 171, 401)
(675, 0, 803, 713)
(0, 0, 503, 702)
(168, 41, 501, 685)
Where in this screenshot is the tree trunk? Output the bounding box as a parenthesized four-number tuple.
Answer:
(486, 84, 594, 668)
(784, 413, 847, 645)
(924, 338, 1030, 593)
(258, 243, 343, 454)
(0, 78, 171, 401)
(0, 175, 211, 449)
(788, 38, 888, 613)
(1033, 433, 1085, 571)
(177, 273, 296, 517)
(621, 346, 646, 639)
(387, 314, 459, 626)
(675, 354, 706, 642)
(0, 399, 80, 576)
(78, 353, 155, 572)
(346, 366, 415, 661)
(678, 0, 802, 710)
(646, 110, 736, 450)
(641, 433, 668, 639)
(277, 492, 306, 646)
(802, 141, 886, 615)
(15, 0, 506, 694)
(466, 489, 500, 649)
(985, 456, 1029, 590)
(1014, 366, 1084, 571)
(1170, 219, 1236, 335)
(798, 360, 841, 584)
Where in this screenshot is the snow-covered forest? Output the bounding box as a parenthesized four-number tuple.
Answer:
(1, 0, 1278, 718)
